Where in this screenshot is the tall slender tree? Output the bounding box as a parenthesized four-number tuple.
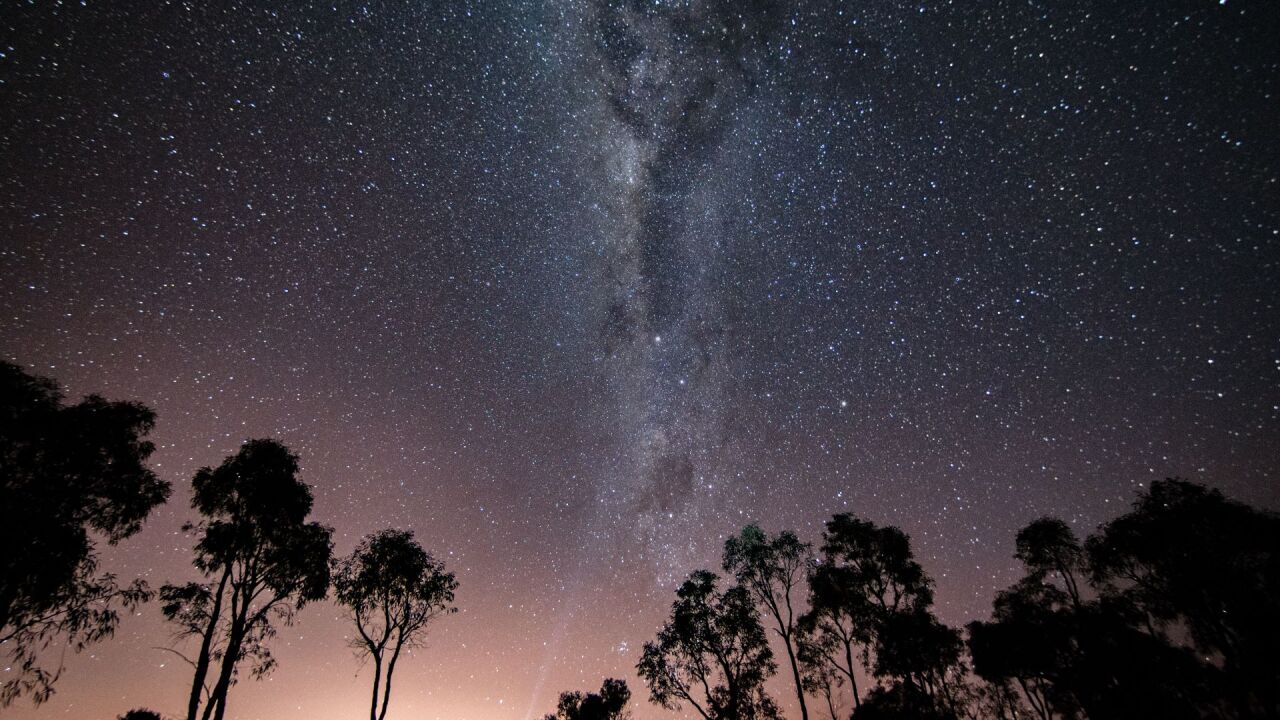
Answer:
(333, 529, 457, 720)
(0, 361, 170, 706)
(724, 525, 813, 720)
(799, 514, 970, 718)
(799, 562, 873, 712)
(637, 570, 779, 720)
(161, 439, 332, 720)
(798, 514, 935, 715)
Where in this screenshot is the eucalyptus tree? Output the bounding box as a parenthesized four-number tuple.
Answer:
(0, 361, 170, 706)
(637, 570, 779, 720)
(800, 560, 873, 712)
(724, 525, 814, 720)
(800, 513, 969, 718)
(967, 487, 1256, 720)
(1087, 478, 1280, 715)
(799, 514, 935, 713)
(161, 439, 332, 720)
(334, 528, 457, 720)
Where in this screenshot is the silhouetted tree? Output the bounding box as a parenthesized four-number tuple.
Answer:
(966, 581, 1077, 720)
(961, 679, 1026, 720)
(1014, 518, 1085, 608)
(0, 361, 170, 706)
(161, 439, 332, 720)
(1087, 478, 1280, 717)
(796, 636, 846, 720)
(118, 710, 163, 720)
(543, 678, 631, 720)
(798, 514, 938, 714)
(967, 519, 1087, 720)
(968, 487, 1253, 720)
(853, 681, 956, 720)
(799, 560, 872, 712)
(334, 528, 457, 720)
(637, 570, 779, 720)
(819, 514, 934, 618)
(724, 525, 814, 720)
(872, 608, 965, 714)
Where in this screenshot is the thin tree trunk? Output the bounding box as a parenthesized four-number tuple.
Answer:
(206, 629, 240, 720)
(842, 634, 860, 710)
(368, 651, 383, 720)
(205, 592, 251, 720)
(763, 583, 810, 720)
(186, 567, 230, 720)
(780, 629, 810, 720)
(377, 638, 405, 720)
(823, 681, 838, 720)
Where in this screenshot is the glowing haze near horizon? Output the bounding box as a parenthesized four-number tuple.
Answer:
(1, 1, 1278, 718)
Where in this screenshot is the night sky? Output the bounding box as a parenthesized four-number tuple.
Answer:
(2, 1, 1278, 719)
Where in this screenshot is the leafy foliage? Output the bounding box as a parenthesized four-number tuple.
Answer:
(543, 678, 631, 720)
(162, 439, 332, 720)
(333, 528, 457, 720)
(118, 710, 163, 720)
(1088, 479, 1280, 703)
(637, 570, 779, 720)
(724, 525, 814, 720)
(0, 361, 170, 706)
(801, 513, 965, 716)
(968, 479, 1278, 719)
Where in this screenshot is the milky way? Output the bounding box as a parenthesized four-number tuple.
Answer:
(2, 1, 1278, 719)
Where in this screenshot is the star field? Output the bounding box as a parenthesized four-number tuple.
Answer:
(1, 1, 1278, 719)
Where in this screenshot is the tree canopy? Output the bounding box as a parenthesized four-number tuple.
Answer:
(161, 438, 333, 720)
(0, 361, 170, 706)
(799, 513, 966, 718)
(968, 479, 1280, 719)
(334, 528, 458, 720)
(724, 525, 814, 720)
(544, 678, 632, 720)
(638, 569, 780, 720)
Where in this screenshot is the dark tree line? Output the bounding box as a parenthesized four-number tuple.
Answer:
(968, 480, 1280, 720)
(639, 483, 1280, 720)
(4, 361, 1278, 720)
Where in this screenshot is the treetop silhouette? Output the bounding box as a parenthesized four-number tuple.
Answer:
(544, 677, 632, 720)
(725, 524, 815, 720)
(334, 527, 458, 720)
(5, 362, 1277, 720)
(0, 361, 170, 706)
(161, 438, 333, 720)
(969, 478, 1280, 719)
(638, 569, 780, 720)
